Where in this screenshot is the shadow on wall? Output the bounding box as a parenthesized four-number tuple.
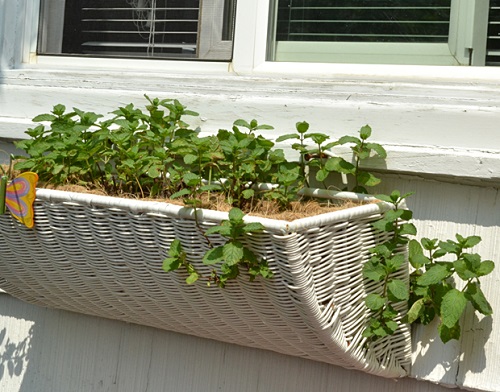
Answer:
(0, 325, 33, 381)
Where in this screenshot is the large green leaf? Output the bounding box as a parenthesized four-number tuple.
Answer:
(387, 279, 409, 301)
(417, 264, 450, 286)
(365, 293, 385, 311)
(406, 298, 425, 324)
(465, 282, 493, 316)
(441, 289, 467, 328)
(223, 242, 244, 266)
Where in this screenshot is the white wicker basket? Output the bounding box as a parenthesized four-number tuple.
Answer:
(0, 188, 411, 378)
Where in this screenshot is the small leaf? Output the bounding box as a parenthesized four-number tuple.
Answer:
(365, 142, 387, 158)
(399, 223, 417, 236)
(242, 189, 255, 199)
(276, 133, 299, 142)
(316, 168, 329, 182)
(387, 279, 409, 301)
(359, 125, 372, 140)
(463, 235, 482, 248)
(242, 222, 265, 233)
(228, 208, 245, 223)
(365, 293, 385, 310)
(186, 272, 199, 284)
(386, 254, 406, 272)
(441, 289, 467, 328)
(168, 239, 183, 257)
(454, 259, 477, 281)
(183, 154, 198, 164)
(421, 238, 438, 251)
(477, 260, 495, 277)
(162, 257, 181, 272)
(296, 121, 309, 133)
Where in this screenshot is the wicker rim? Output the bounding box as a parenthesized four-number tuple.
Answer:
(35, 187, 392, 234)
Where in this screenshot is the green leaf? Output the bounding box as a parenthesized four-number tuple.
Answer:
(186, 272, 199, 284)
(406, 298, 425, 324)
(338, 135, 360, 145)
(365, 142, 387, 158)
(316, 168, 329, 182)
(203, 246, 224, 265)
(477, 260, 495, 277)
(441, 289, 467, 328)
(162, 257, 181, 272)
(365, 293, 385, 310)
(242, 189, 255, 199)
(170, 189, 191, 199)
(438, 322, 461, 343)
(409, 239, 431, 268)
(223, 241, 244, 266)
(356, 171, 381, 187)
(324, 157, 355, 174)
(387, 279, 409, 301)
(385, 320, 399, 334)
(465, 282, 493, 316)
(359, 125, 372, 140)
(363, 262, 387, 281)
(183, 154, 198, 164)
(463, 235, 482, 248)
(276, 133, 300, 142)
(296, 121, 309, 134)
(374, 194, 393, 203)
(233, 119, 251, 129)
(417, 264, 451, 286)
(421, 238, 438, 251)
(205, 225, 231, 237)
(228, 208, 245, 223)
(242, 222, 265, 233)
(168, 239, 183, 257)
(371, 219, 394, 232)
(399, 223, 417, 236)
(33, 113, 57, 122)
(386, 254, 406, 272)
(454, 259, 477, 281)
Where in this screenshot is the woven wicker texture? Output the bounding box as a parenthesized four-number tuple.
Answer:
(0, 189, 411, 378)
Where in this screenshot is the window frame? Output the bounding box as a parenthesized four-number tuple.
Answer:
(3, 0, 498, 81)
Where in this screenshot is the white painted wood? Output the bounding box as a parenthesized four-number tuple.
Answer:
(0, 294, 454, 392)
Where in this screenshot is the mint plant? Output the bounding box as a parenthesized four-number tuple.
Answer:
(163, 208, 273, 288)
(408, 235, 494, 343)
(363, 191, 495, 343)
(362, 190, 415, 340)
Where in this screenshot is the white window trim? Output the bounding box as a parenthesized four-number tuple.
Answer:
(2, 0, 500, 184)
(3, 0, 499, 82)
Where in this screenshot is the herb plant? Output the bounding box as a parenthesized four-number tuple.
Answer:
(363, 191, 495, 343)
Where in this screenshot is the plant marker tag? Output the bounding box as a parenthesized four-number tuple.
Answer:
(0, 172, 38, 228)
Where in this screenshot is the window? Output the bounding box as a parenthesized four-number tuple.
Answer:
(37, 0, 236, 60)
(267, 0, 491, 66)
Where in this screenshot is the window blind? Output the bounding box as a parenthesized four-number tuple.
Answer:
(276, 0, 451, 44)
(62, 0, 200, 58)
(487, 0, 500, 66)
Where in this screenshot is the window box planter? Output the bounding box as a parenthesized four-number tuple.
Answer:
(0, 187, 411, 378)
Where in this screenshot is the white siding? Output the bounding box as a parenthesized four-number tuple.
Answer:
(0, 294, 452, 392)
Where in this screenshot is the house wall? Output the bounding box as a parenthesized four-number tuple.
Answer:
(0, 293, 456, 392)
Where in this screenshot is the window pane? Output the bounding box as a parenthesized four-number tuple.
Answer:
(269, 0, 455, 65)
(38, 0, 236, 60)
